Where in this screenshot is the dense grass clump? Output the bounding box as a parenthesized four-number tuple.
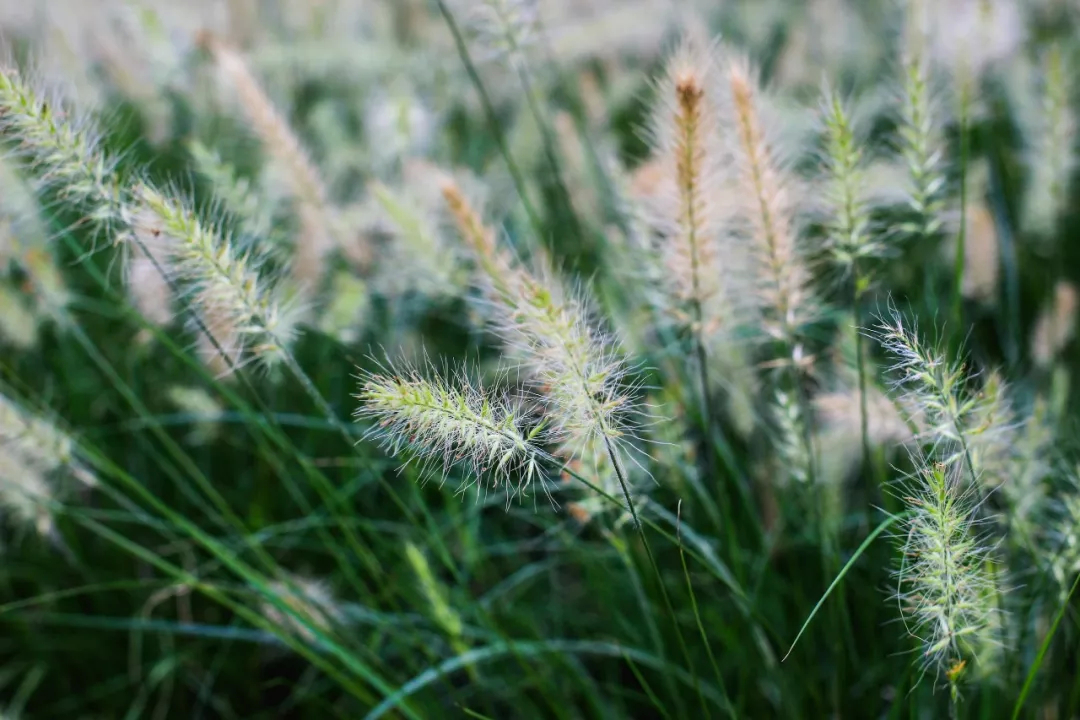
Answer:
(1, 1, 1080, 717)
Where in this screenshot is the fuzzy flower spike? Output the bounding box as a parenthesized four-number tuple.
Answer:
(441, 179, 649, 517)
(818, 89, 881, 274)
(356, 360, 548, 501)
(644, 40, 733, 343)
(873, 308, 1012, 483)
(441, 179, 634, 458)
(200, 33, 340, 287)
(0, 391, 94, 537)
(725, 56, 817, 353)
(895, 456, 999, 690)
(874, 310, 1005, 694)
(0, 66, 123, 229)
(897, 5, 946, 238)
(131, 183, 297, 372)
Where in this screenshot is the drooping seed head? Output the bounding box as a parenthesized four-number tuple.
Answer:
(131, 182, 298, 372)
(355, 361, 548, 500)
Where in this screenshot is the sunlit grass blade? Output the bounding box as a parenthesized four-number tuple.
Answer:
(783, 511, 906, 662)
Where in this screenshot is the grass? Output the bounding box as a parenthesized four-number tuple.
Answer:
(1, 1, 1079, 717)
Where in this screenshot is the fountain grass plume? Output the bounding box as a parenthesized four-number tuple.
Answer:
(0, 65, 297, 373)
(873, 307, 1012, 483)
(0, 390, 95, 536)
(0, 64, 124, 230)
(199, 32, 340, 286)
(355, 358, 549, 501)
(725, 55, 817, 350)
(440, 177, 638, 462)
(818, 88, 881, 272)
(131, 182, 299, 371)
(643, 40, 733, 339)
(895, 456, 1001, 692)
(897, 23, 946, 238)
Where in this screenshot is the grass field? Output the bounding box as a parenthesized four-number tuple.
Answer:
(1, 0, 1079, 717)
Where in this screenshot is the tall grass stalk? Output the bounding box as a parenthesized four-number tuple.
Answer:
(951, 81, 971, 336)
(433, 0, 546, 240)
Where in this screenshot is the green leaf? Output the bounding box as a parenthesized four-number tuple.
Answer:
(783, 511, 906, 662)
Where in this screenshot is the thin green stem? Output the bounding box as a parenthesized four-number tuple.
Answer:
(951, 83, 970, 334)
(853, 271, 871, 482)
(1012, 569, 1080, 718)
(434, 0, 545, 240)
(677, 500, 734, 718)
(278, 348, 462, 580)
(602, 437, 709, 718)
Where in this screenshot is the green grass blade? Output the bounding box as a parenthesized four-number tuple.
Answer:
(363, 639, 731, 720)
(783, 511, 905, 662)
(1012, 570, 1080, 719)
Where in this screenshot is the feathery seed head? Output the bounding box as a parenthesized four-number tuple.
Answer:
(725, 56, 817, 346)
(500, 269, 632, 449)
(874, 309, 1012, 483)
(0, 391, 94, 537)
(0, 392, 77, 473)
(897, 35, 947, 237)
(441, 174, 637, 456)
(875, 312, 970, 453)
(895, 457, 1000, 682)
(0, 66, 124, 229)
(643, 41, 738, 342)
(201, 34, 338, 286)
(818, 89, 882, 271)
(131, 183, 297, 370)
(355, 362, 548, 500)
